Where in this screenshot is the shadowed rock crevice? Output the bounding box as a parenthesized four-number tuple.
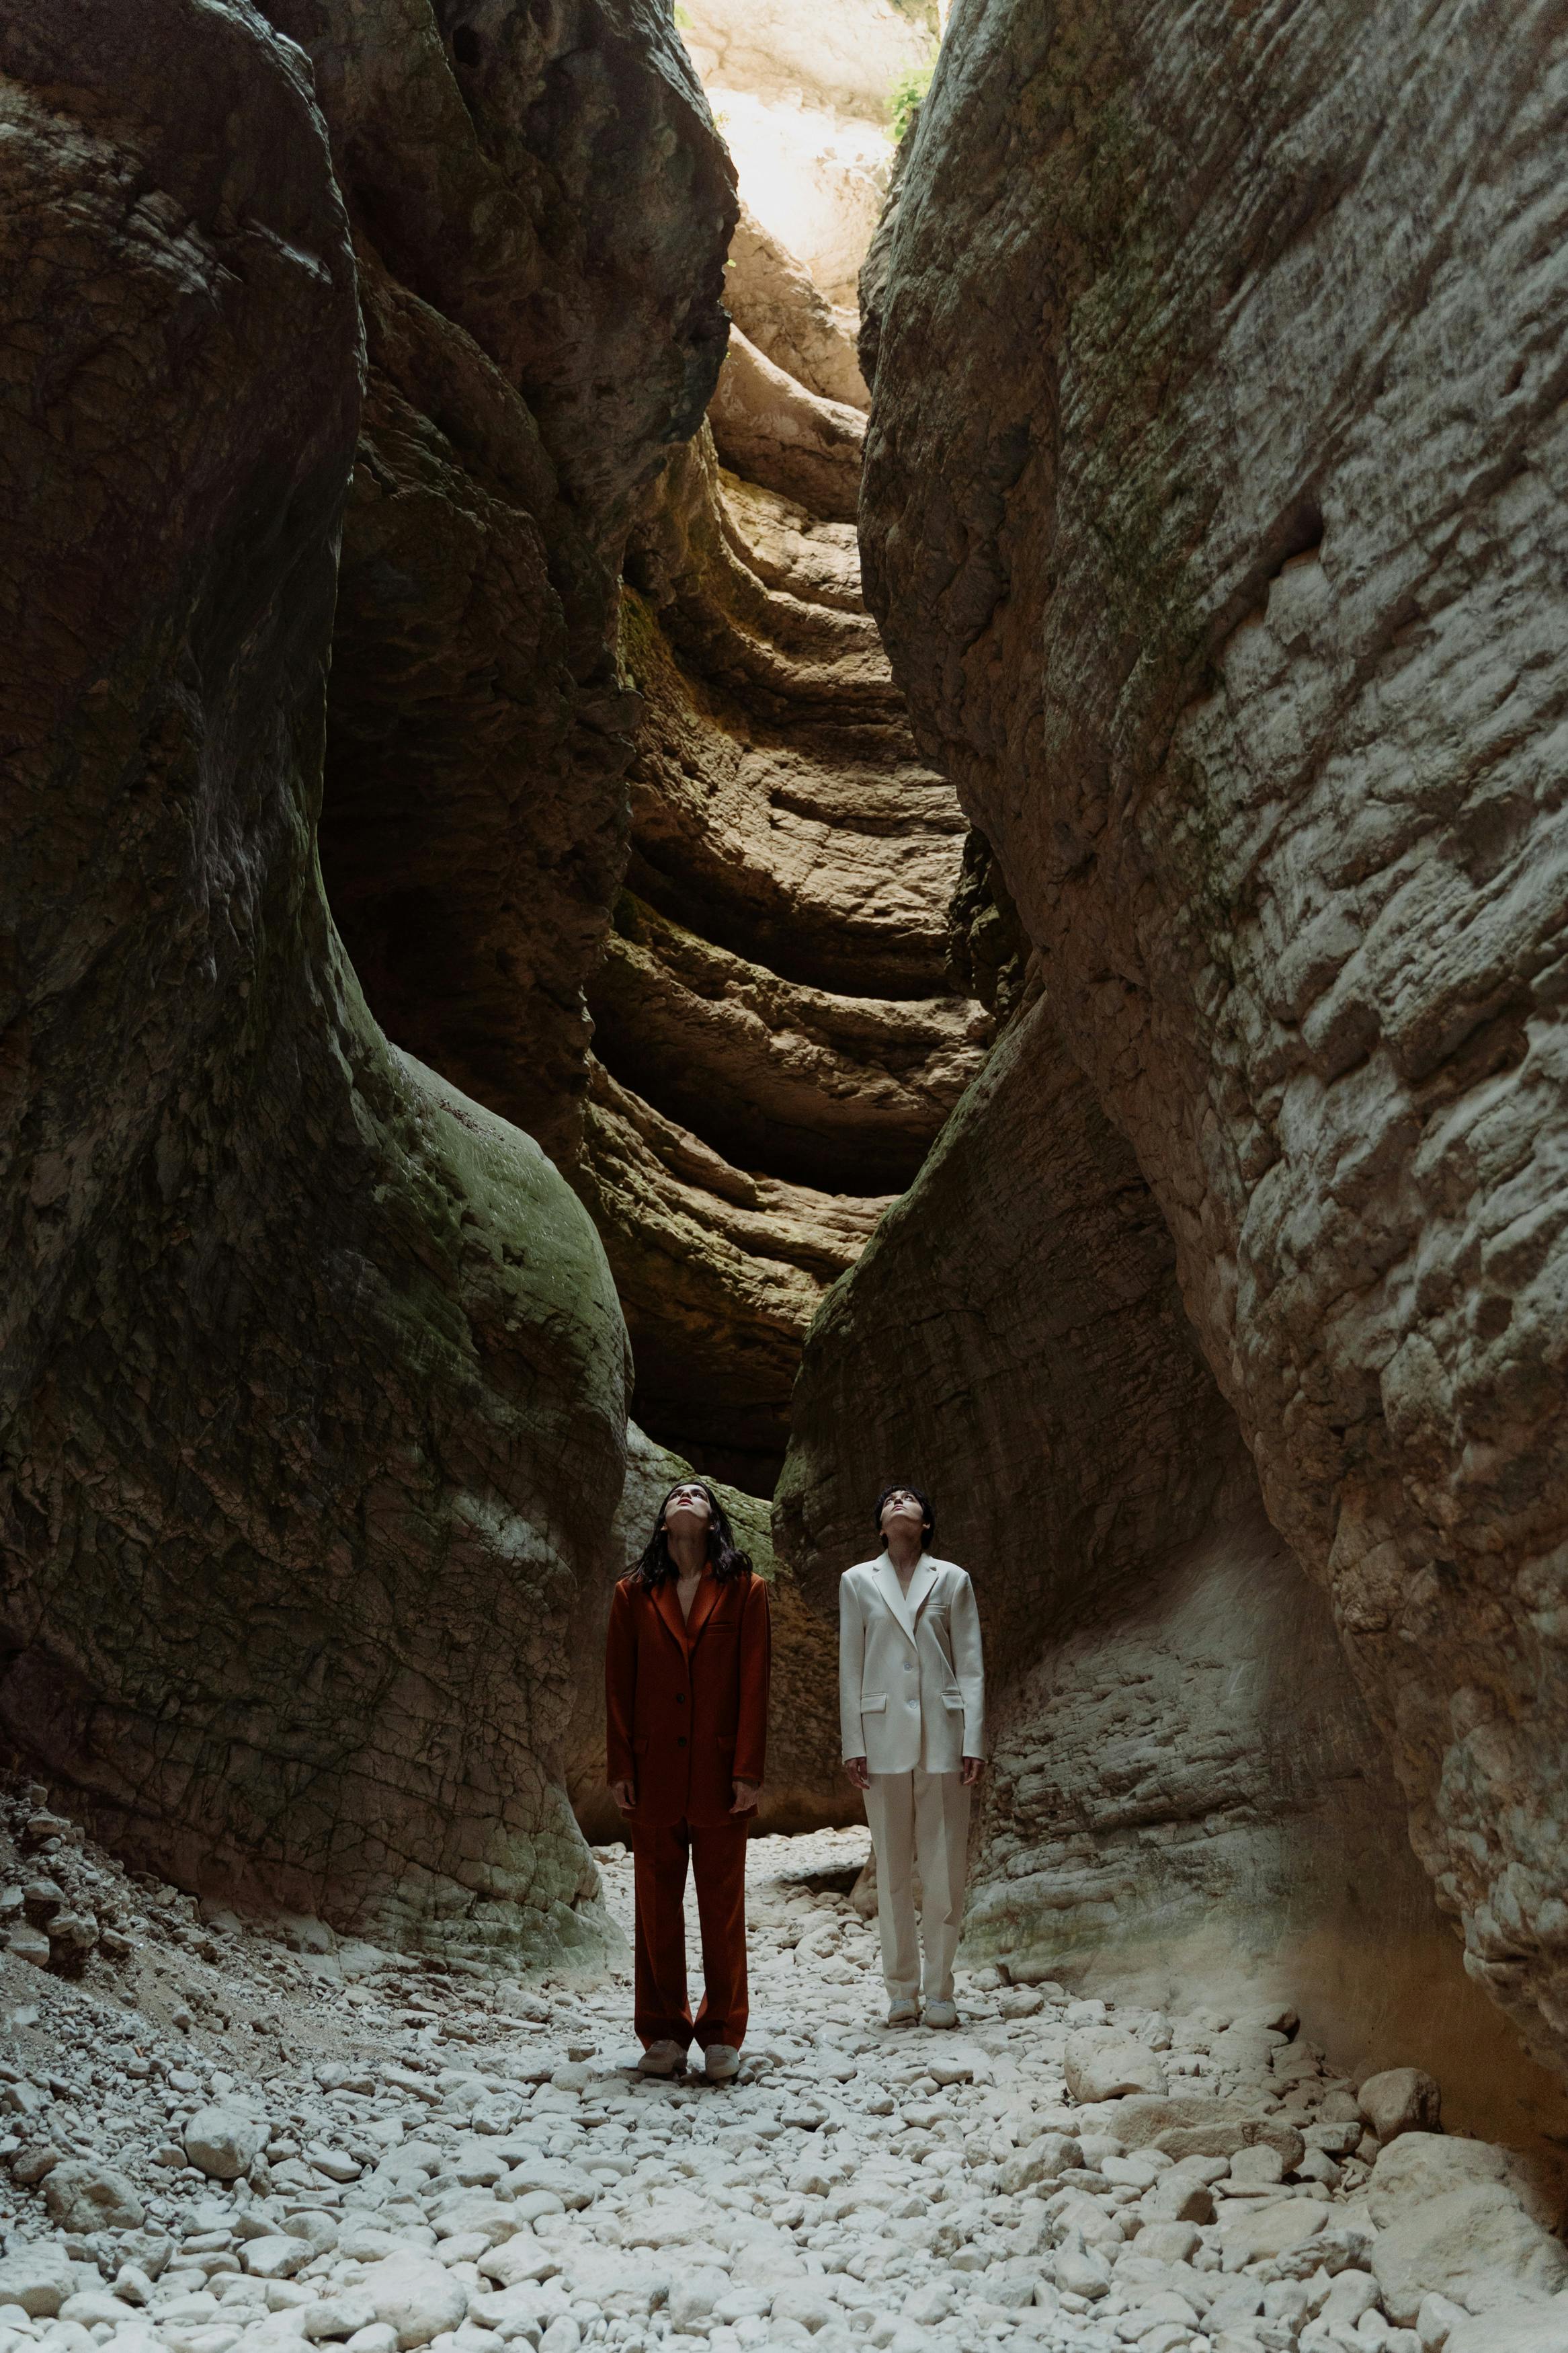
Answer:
(265, 0, 738, 1168)
(565, 137, 986, 1487)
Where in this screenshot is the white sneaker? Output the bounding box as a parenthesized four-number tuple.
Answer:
(923, 1997, 958, 2029)
(703, 2043, 741, 2081)
(637, 2039, 686, 2075)
(886, 1997, 919, 2027)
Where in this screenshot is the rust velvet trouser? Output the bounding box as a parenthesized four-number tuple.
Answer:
(631, 1817, 749, 2051)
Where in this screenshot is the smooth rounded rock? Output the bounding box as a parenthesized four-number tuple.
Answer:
(43, 2158, 145, 2233)
(185, 2104, 268, 2182)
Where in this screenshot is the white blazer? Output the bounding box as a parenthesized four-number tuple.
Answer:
(839, 1554, 985, 1775)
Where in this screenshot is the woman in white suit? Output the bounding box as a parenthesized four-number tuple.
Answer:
(840, 1482, 984, 2028)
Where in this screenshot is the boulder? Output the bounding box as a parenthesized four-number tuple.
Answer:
(185, 2105, 267, 2183)
(1368, 2133, 1509, 2228)
(1360, 2069, 1442, 2147)
(1370, 2184, 1568, 2325)
(1216, 2201, 1331, 2272)
(1065, 2030, 1169, 2106)
(1446, 2303, 1568, 2353)
(0, 2245, 75, 2317)
(43, 2159, 145, 2233)
(360, 2254, 468, 2350)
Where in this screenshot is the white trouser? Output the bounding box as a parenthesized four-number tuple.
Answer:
(863, 1766, 971, 2003)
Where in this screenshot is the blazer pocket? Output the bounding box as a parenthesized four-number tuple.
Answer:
(941, 1691, 964, 1711)
(860, 1692, 888, 1712)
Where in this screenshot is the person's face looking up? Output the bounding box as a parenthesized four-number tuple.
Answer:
(880, 1487, 926, 1544)
(663, 1482, 713, 1544)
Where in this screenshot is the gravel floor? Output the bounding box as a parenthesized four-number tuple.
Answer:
(0, 1793, 1501, 2353)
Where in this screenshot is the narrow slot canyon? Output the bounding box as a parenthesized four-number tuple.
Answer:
(4, 1, 1568, 2351)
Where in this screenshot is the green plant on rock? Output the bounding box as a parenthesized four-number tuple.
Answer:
(888, 54, 935, 142)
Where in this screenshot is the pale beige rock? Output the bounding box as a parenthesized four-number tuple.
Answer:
(1446, 2304, 1568, 2353)
(1360, 2069, 1442, 2146)
(1065, 2030, 1168, 2105)
(1369, 2135, 1509, 2228)
(726, 204, 868, 409)
(1216, 2200, 1331, 2270)
(708, 329, 864, 522)
(1370, 2185, 1568, 2324)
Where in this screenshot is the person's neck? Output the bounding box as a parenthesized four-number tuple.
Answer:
(885, 1530, 924, 1584)
(668, 1531, 707, 1583)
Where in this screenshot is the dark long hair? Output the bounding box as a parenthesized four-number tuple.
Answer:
(632, 1480, 754, 1590)
(874, 1481, 937, 1553)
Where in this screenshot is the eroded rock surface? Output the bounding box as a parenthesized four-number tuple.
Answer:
(267, 0, 737, 1164)
(860, 0, 1568, 2070)
(577, 433, 983, 1487)
(778, 1003, 1568, 2156)
(0, 0, 625, 1959)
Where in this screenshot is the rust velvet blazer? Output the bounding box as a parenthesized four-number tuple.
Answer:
(605, 1568, 771, 1829)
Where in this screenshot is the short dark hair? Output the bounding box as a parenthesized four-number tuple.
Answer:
(874, 1482, 936, 1554)
(632, 1480, 753, 1590)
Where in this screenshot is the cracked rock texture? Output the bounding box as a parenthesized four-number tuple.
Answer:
(0, 0, 626, 1960)
(575, 431, 984, 1490)
(267, 0, 737, 1166)
(778, 1000, 1568, 2161)
(859, 0, 1568, 2075)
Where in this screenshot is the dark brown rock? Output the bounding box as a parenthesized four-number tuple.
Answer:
(0, 0, 627, 1960)
(263, 0, 737, 1164)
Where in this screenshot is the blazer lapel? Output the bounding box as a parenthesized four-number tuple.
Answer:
(686, 1571, 722, 1646)
(906, 1556, 938, 1626)
(653, 1577, 691, 1657)
(874, 1552, 919, 1646)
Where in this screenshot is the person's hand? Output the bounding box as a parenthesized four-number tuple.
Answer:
(731, 1779, 761, 1814)
(610, 1778, 636, 1812)
(960, 1755, 985, 1788)
(844, 1756, 871, 1790)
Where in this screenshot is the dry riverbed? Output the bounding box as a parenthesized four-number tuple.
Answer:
(0, 1784, 1563, 2353)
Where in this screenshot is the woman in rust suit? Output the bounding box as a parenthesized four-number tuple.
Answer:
(605, 1477, 771, 2081)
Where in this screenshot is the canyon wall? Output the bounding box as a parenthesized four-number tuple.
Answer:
(847, 0, 1568, 2073)
(0, 0, 733, 1963)
(777, 1002, 1568, 2152)
(265, 0, 737, 1168)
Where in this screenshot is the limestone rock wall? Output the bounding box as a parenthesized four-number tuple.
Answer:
(777, 1004, 1568, 2151)
(858, 0, 1568, 2071)
(0, 0, 630, 1963)
(265, 0, 737, 1166)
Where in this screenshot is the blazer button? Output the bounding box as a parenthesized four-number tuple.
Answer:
(675, 1693, 686, 1704)
(675, 1736, 687, 1747)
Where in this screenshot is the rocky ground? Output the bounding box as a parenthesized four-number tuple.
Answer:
(1, 1787, 1563, 2353)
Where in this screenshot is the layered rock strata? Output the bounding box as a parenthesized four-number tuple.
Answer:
(0, 0, 632, 1960)
(858, 0, 1568, 2072)
(777, 1004, 1568, 2155)
(266, 0, 737, 1165)
(575, 432, 985, 1488)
